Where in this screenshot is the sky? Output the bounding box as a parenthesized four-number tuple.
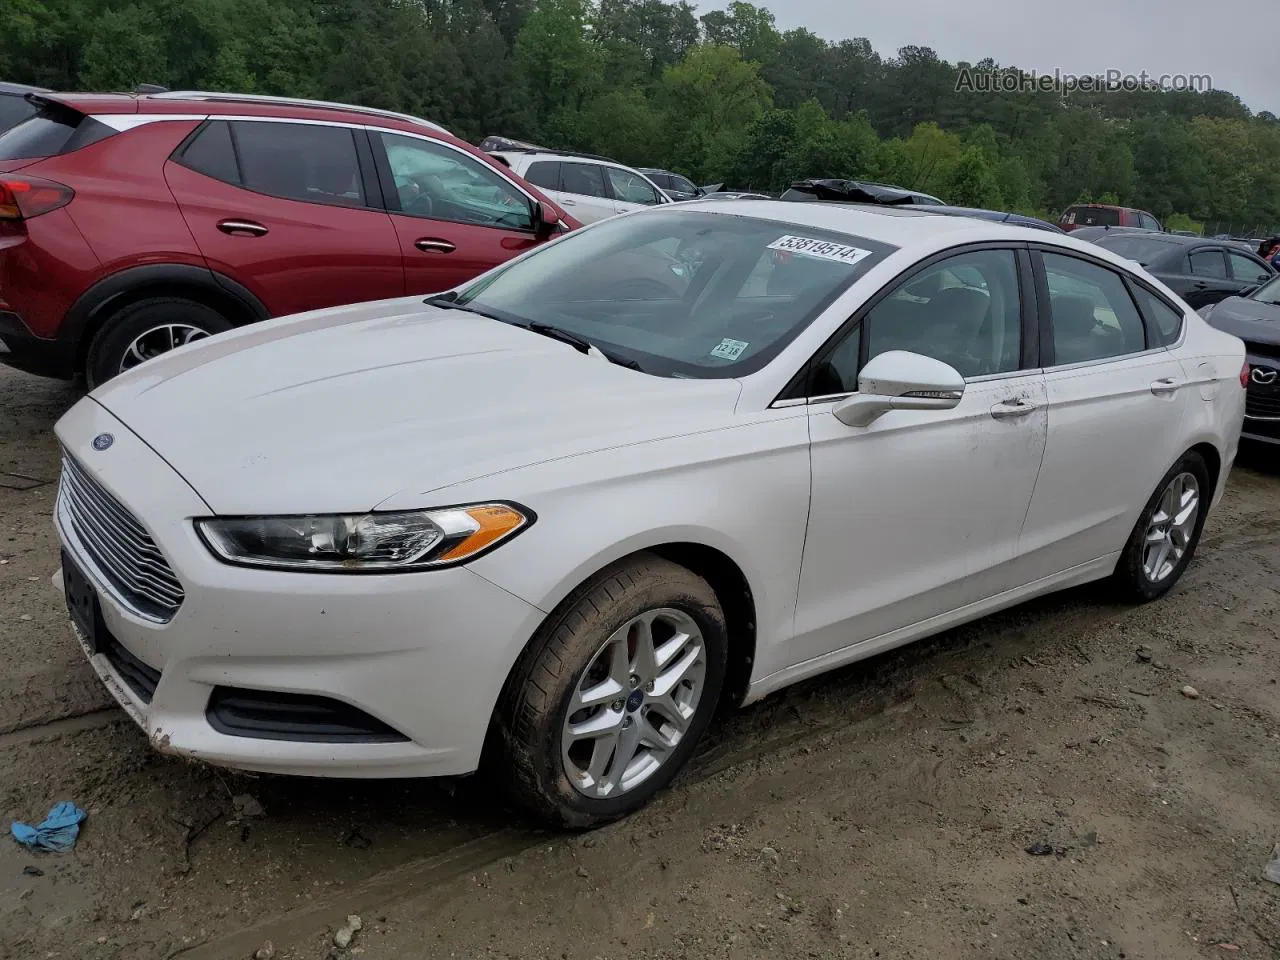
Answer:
(696, 0, 1277, 116)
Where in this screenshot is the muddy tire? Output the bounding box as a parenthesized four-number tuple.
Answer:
(85, 298, 233, 389)
(1112, 450, 1211, 603)
(494, 553, 727, 828)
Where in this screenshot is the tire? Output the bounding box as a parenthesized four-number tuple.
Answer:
(1111, 450, 1211, 603)
(494, 553, 728, 828)
(85, 298, 234, 389)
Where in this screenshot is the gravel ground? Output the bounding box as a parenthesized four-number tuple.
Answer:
(0, 364, 1277, 960)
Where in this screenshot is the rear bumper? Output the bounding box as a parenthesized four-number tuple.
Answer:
(0, 310, 76, 379)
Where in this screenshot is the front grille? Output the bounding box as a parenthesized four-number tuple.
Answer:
(58, 453, 184, 621)
(207, 687, 411, 744)
(1245, 391, 1280, 420)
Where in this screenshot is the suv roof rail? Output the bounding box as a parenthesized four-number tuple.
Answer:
(484, 143, 617, 164)
(145, 90, 449, 133)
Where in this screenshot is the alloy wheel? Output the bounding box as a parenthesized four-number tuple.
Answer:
(1142, 471, 1200, 582)
(119, 324, 212, 373)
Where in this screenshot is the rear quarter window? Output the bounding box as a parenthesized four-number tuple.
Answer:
(0, 94, 37, 133)
(1065, 206, 1120, 227)
(174, 120, 241, 183)
(0, 104, 116, 160)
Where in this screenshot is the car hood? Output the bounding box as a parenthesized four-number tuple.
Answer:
(1203, 296, 1280, 345)
(89, 297, 743, 515)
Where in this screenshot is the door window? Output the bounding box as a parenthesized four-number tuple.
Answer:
(607, 167, 664, 206)
(1042, 252, 1147, 364)
(523, 160, 561, 190)
(1131, 286, 1184, 346)
(231, 121, 365, 208)
(1227, 251, 1270, 284)
(1189, 249, 1227, 278)
(812, 249, 1024, 394)
(379, 132, 533, 230)
(559, 162, 609, 199)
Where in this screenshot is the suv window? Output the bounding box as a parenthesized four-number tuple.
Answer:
(815, 249, 1023, 393)
(1138, 212, 1160, 230)
(524, 160, 560, 191)
(671, 175, 698, 195)
(1043, 252, 1147, 364)
(0, 94, 36, 132)
(1227, 251, 1270, 284)
(231, 121, 365, 208)
(1131, 286, 1184, 346)
(606, 167, 663, 206)
(379, 132, 533, 230)
(176, 120, 240, 183)
(559, 162, 608, 199)
(0, 104, 115, 160)
(1064, 206, 1120, 227)
(1189, 249, 1227, 278)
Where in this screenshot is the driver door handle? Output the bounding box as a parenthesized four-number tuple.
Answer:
(990, 398, 1037, 420)
(1150, 377, 1181, 395)
(414, 238, 456, 254)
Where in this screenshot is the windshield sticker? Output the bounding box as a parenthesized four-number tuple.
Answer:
(768, 235, 873, 266)
(710, 338, 749, 361)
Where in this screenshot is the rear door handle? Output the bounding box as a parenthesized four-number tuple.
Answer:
(1150, 377, 1181, 395)
(216, 219, 268, 237)
(414, 238, 456, 254)
(990, 398, 1037, 420)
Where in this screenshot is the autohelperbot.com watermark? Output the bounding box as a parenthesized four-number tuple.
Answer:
(956, 67, 1213, 95)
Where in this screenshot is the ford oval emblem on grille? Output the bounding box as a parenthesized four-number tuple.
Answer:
(92, 433, 114, 451)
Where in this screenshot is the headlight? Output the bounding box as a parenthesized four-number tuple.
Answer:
(195, 503, 532, 572)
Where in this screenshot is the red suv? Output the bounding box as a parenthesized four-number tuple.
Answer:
(1059, 204, 1162, 233)
(0, 90, 578, 385)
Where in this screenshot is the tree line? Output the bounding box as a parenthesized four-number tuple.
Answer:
(4, 0, 1278, 231)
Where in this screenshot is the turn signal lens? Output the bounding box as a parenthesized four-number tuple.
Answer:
(0, 176, 75, 221)
(438, 505, 529, 561)
(1240, 361, 1250, 389)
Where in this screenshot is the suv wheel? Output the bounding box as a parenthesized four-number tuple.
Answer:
(86, 298, 233, 388)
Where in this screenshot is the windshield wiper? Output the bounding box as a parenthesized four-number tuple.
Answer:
(525, 321, 593, 354)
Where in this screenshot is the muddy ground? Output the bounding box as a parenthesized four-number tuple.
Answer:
(0, 362, 1277, 960)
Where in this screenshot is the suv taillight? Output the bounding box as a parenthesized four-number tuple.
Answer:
(0, 176, 75, 221)
(1240, 361, 1250, 388)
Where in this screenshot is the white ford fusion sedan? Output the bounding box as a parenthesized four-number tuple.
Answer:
(53, 200, 1246, 826)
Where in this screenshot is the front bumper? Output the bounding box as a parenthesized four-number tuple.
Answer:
(52, 399, 546, 778)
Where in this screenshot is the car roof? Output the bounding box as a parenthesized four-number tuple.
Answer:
(0, 81, 50, 95)
(26, 89, 451, 134)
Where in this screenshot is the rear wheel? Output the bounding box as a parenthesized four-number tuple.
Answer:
(1112, 451, 1211, 602)
(85, 298, 233, 388)
(494, 553, 727, 828)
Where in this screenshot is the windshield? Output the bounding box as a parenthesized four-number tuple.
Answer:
(1093, 234, 1180, 265)
(1252, 274, 1280, 305)
(454, 210, 895, 377)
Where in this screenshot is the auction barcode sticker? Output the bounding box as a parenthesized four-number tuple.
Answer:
(768, 235, 873, 266)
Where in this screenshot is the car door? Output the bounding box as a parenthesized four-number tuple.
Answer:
(1226, 250, 1273, 290)
(370, 130, 544, 295)
(603, 165, 668, 216)
(790, 247, 1049, 666)
(165, 119, 405, 317)
(1181, 247, 1240, 308)
(1015, 248, 1192, 583)
(551, 161, 617, 223)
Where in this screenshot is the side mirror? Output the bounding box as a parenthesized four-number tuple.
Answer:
(532, 200, 559, 237)
(1240, 283, 1261, 297)
(832, 350, 965, 427)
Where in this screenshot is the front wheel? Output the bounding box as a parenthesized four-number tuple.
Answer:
(1112, 451, 1211, 602)
(494, 553, 727, 828)
(85, 298, 234, 388)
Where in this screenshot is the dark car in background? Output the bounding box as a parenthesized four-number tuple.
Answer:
(779, 178, 1061, 231)
(781, 178, 945, 205)
(0, 90, 575, 386)
(0, 82, 49, 133)
(1200, 274, 1280, 449)
(638, 168, 707, 202)
(1060, 203, 1162, 232)
(1085, 232, 1275, 309)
